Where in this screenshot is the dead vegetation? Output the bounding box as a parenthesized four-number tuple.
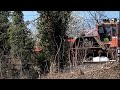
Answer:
(41, 61, 120, 79)
(85, 62, 120, 79)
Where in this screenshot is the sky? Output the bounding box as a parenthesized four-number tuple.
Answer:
(72, 11, 119, 19)
(105, 11, 119, 18)
(23, 11, 119, 21)
(23, 11, 120, 34)
(23, 11, 38, 21)
(23, 11, 38, 35)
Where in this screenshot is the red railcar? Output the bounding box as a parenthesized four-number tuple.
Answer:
(69, 18, 120, 62)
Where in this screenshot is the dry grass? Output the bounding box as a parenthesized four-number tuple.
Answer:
(41, 61, 120, 79)
(41, 69, 85, 79)
(85, 63, 120, 79)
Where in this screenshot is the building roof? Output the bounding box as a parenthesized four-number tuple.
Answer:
(34, 47, 42, 52)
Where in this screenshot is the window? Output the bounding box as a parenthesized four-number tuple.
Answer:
(111, 25, 116, 36)
(98, 25, 112, 41)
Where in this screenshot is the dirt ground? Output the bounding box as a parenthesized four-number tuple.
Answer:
(41, 61, 120, 79)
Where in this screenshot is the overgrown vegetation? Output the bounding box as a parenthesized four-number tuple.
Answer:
(0, 11, 119, 79)
(37, 11, 71, 73)
(0, 11, 10, 79)
(8, 11, 37, 79)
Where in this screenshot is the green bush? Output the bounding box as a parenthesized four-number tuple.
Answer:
(36, 52, 50, 74)
(36, 52, 46, 62)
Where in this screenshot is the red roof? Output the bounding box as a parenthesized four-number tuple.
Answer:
(34, 47, 42, 52)
(67, 38, 76, 43)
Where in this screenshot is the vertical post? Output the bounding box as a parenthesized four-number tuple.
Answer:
(118, 11, 120, 65)
(117, 11, 120, 65)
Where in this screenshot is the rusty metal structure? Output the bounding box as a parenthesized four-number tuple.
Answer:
(68, 18, 120, 64)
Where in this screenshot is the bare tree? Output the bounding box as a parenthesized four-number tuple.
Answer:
(67, 11, 107, 38)
(67, 13, 85, 37)
(87, 11, 107, 25)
